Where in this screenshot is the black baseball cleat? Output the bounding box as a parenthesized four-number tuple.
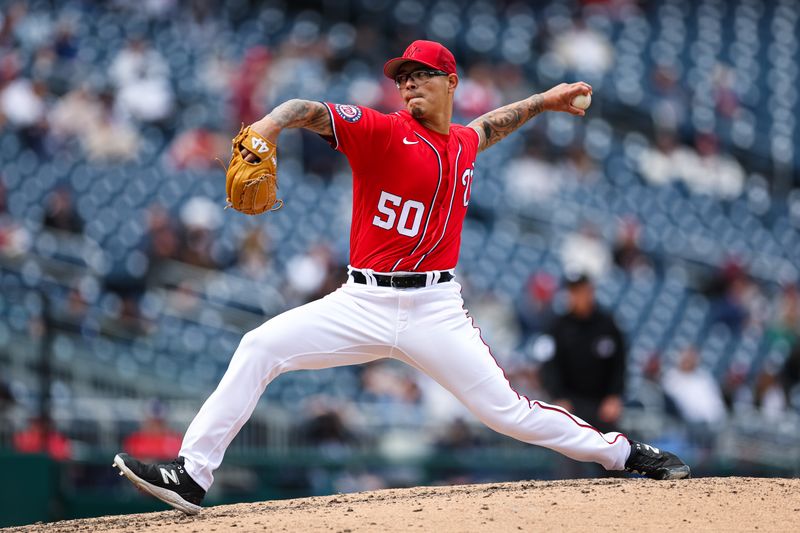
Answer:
(113, 453, 205, 515)
(624, 440, 691, 480)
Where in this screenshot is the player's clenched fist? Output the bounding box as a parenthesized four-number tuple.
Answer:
(540, 82, 593, 116)
(224, 125, 283, 215)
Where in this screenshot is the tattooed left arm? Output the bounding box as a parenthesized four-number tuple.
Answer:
(468, 82, 592, 153)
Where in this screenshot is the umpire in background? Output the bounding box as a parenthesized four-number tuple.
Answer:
(539, 272, 627, 431)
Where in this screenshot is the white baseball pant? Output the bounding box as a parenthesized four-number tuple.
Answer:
(180, 276, 631, 490)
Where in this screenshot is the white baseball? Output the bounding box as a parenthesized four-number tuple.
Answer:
(572, 93, 592, 110)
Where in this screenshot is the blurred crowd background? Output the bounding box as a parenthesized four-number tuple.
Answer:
(1, 0, 800, 525)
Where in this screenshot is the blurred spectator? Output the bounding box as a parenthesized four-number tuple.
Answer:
(0, 178, 30, 257)
(200, 48, 235, 97)
(13, 415, 72, 461)
(469, 289, 520, 358)
(361, 362, 422, 406)
(0, 51, 21, 96)
(265, 39, 329, 108)
(0, 220, 29, 257)
(706, 261, 748, 330)
(638, 132, 744, 199)
(53, 19, 79, 61)
(180, 227, 218, 268)
(0, 174, 6, 214)
(286, 244, 338, 304)
(650, 65, 687, 134)
(83, 90, 140, 161)
(712, 64, 739, 119)
(178, 196, 224, 269)
(661, 346, 727, 426)
(562, 143, 600, 183)
(435, 418, 483, 451)
(96, 286, 147, 336)
(0, 77, 46, 128)
(110, 38, 173, 124)
(515, 271, 557, 340)
(0, 380, 13, 405)
(551, 20, 613, 78)
(302, 407, 356, 452)
(230, 46, 272, 125)
(167, 280, 202, 315)
(560, 225, 612, 281)
(0, 3, 27, 48)
(0, 380, 14, 425)
(167, 128, 229, 170)
(753, 370, 787, 420)
(0, 176, 6, 240)
(345, 76, 383, 110)
(504, 143, 561, 206)
(374, 76, 405, 113)
(123, 409, 182, 461)
(493, 62, 529, 103)
(129, 0, 180, 19)
(31, 31, 74, 96)
(43, 187, 83, 233)
(632, 354, 668, 414)
(50, 85, 103, 141)
(781, 343, 800, 408)
(300, 129, 341, 181)
(539, 273, 626, 429)
(706, 260, 769, 333)
(638, 130, 682, 187)
(232, 226, 274, 282)
(767, 284, 800, 347)
(689, 133, 745, 200)
(721, 362, 751, 414)
(143, 204, 179, 262)
(63, 284, 90, 324)
(454, 62, 501, 118)
(612, 216, 653, 274)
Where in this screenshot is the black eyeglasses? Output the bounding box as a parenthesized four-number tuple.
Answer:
(395, 69, 448, 88)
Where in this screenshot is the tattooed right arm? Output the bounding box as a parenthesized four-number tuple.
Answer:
(241, 100, 332, 162)
(251, 99, 332, 143)
(265, 99, 332, 136)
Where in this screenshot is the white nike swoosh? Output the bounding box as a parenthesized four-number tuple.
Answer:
(402, 137, 419, 145)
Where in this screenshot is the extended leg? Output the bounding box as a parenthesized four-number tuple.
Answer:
(394, 285, 629, 470)
(180, 290, 392, 490)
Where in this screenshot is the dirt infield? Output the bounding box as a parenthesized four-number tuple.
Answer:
(5, 477, 800, 532)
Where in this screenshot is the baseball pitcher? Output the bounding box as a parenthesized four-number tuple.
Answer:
(114, 40, 689, 514)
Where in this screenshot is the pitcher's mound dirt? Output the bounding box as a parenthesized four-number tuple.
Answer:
(6, 477, 800, 532)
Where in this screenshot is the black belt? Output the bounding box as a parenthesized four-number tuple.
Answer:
(350, 270, 453, 289)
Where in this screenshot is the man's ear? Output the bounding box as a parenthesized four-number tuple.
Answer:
(448, 74, 459, 94)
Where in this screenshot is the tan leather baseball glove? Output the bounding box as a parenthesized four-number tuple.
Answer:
(225, 125, 283, 215)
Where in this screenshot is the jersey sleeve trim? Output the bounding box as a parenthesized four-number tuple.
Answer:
(469, 125, 481, 151)
(321, 101, 339, 150)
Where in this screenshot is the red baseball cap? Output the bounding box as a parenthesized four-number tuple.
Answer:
(383, 40, 457, 79)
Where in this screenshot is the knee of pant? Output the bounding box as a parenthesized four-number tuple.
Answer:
(479, 416, 519, 437)
(232, 328, 282, 372)
(466, 401, 528, 436)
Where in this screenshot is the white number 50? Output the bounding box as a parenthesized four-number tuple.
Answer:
(372, 191, 425, 237)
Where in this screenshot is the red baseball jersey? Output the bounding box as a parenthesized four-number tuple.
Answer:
(323, 103, 479, 272)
